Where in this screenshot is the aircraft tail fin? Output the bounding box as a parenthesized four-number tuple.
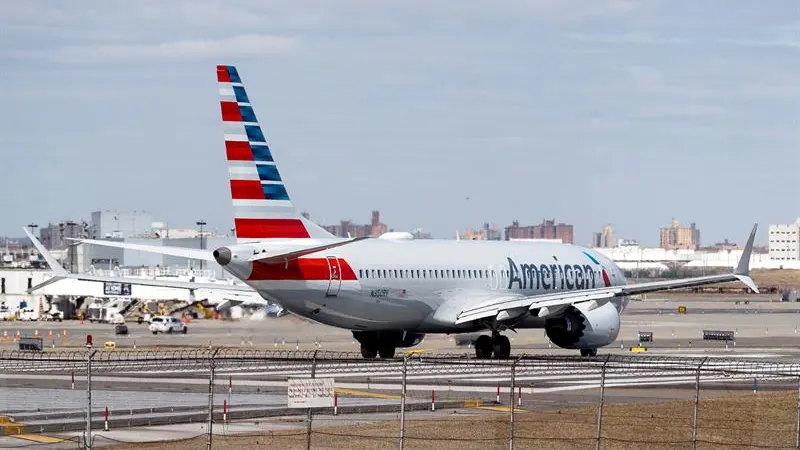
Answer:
(217, 64, 335, 242)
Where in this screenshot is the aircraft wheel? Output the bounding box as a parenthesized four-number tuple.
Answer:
(182, 327, 188, 334)
(361, 346, 378, 359)
(580, 348, 597, 357)
(152, 331, 157, 335)
(378, 346, 396, 359)
(492, 335, 511, 360)
(475, 335, 493, 359)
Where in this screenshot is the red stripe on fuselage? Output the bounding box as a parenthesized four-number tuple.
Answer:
(235, 218, 311, 239)
(601, 269, 611, 287)
(217, 65, 231, 82)
(249, 257, 356, 281)
(220, 101, 243, 121)
(225, 141, 253, 161)
(230, 180, 265, 200)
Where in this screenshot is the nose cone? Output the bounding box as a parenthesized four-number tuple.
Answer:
(213, 247, 232, 266)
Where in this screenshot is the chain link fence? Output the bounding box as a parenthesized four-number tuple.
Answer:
(2, 350, 800, 449)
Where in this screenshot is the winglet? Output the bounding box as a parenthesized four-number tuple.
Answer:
(23, 227, 68, 275)
(735, 224, 757, 276)
(733, 223, 758, 293)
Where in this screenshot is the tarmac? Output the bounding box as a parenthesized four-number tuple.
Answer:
(1, 293, 800, 447)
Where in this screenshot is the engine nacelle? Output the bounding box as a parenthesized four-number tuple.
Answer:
(544, 301, 621, 350)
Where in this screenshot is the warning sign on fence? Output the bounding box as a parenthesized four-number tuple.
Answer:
(287, 378, 335, 408)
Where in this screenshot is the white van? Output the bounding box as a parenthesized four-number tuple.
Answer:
(18, 308, 39, 321)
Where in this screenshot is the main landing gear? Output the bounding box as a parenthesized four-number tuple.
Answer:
(580, 348, 598, 357)
(474, 332, 511, 359)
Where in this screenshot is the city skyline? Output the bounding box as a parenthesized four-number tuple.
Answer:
(3, 208, 773, 250)
(2, 2, 798, 246)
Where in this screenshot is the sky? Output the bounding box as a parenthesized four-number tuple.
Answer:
(1, 0, 798, 246)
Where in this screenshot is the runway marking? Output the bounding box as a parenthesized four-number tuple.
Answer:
(473, 406, 528, 413)
(335, 388, 401, 400)
(10, 434, 67, 443)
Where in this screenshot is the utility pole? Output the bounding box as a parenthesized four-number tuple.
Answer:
(196, 220, 207, 273)
(306, 351, 318, 450)
(85, 335, 95, 450)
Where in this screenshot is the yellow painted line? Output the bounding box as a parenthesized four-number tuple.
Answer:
(11, 434, 66, 443)
(0, 423, 25, 436)
(473, 406, 528, 413)
(335, 388, 401, 400)
(402, 348, 432, 355)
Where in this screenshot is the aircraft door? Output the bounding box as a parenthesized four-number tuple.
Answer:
(325, 256, 342, 297)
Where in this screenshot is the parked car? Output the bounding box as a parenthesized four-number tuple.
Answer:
(148, 316, 187, 334)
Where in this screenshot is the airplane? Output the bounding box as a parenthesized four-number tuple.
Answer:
(23, 228, 267, 311)
(70, 64, 759, 359)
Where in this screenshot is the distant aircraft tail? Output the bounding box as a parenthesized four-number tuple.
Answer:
(217, 64, 334, 243)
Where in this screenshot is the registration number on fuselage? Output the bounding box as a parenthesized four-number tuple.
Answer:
(370, 288, 389, 298)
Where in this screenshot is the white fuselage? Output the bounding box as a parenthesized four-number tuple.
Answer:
(220, 238, 629, 334)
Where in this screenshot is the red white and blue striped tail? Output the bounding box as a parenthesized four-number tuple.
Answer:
(217, 64, 334, 243)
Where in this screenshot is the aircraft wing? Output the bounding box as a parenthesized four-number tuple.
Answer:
(68, 238, 214, 261)
(30, 272, 254, 293)
(456, 224, 759, 325)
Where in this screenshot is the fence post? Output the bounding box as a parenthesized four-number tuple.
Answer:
(795, 376, 800, 450)
(595, 355, 610, 450)
(508, 358, 519, 450)
(400, 355, 408, 450)
(692, 356, 709, 450)
(306, 350, 318, 450)
(85, 339, 95, 450)
(206, 348, 220, 450)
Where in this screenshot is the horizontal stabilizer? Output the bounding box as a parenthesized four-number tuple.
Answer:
(69, 238, 215, 261)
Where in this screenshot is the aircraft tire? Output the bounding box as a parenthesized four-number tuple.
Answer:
(475, 335, 493, 359)
(492, 335, 511, 360)
(378, 346, 396, 359)
(580, 348, 597, 357)
(361, 346, 378, 359)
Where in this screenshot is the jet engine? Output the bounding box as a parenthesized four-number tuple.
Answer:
(544, 301, 620, 350)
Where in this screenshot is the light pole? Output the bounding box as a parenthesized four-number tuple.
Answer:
(196, 220, 207, 272)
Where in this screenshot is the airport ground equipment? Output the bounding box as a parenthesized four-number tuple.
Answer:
(703, 330, 735, 342)
(18, 336, 43, 352)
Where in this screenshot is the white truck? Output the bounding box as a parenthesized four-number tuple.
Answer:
(17, 308, 39, 321)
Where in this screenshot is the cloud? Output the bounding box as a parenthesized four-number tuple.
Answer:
(45, 34, 299, 63)
(567, 33, 692, 45)
(718, 37, 800, 49)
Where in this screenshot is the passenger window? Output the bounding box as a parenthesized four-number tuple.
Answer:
(410, 270, 414, 279)
(446, 270, 451, 278)
(359, 270, 363, 278)
(394, 270, 398, 278)
(416, 270, 420, 278)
